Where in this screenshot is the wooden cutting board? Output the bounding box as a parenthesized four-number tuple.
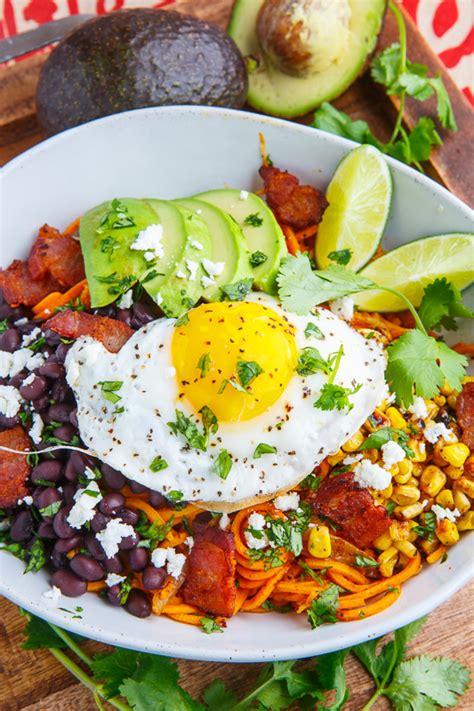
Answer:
(0, 2, 473, 709)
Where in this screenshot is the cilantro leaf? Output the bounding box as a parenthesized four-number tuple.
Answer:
(220, 278, 253, 301)
(2, 538, 47, 573)
(386, 330, 467, 406)
(354, 555, 379, 568)
(359, 426, 414, 458)
(150, 456, 168, 472)
(197, 353, 211, 378)
(412, 511, 437, 541)
(168, 409, 209, 451)
(254, 442, 278, 459)
(212, 449, 233, 480)
(328, 249, 352, 266)
(136, 511, 174, 549)
(218, 377, 248, 395)
(418, 277, 473, 331)
(200, 617, 223, 634)
(385, 655, 470, 709)
(22, 614, 80, 650)
(305, 321, 324, 339)
(296, 347, 329, 376)
(430, 76, 458, 130)
(307, 584, 340, 628)
(250, 250, 268, 267)
(98, 380, 123, 405)
(315, 650, 350, 711)
(236, 359, 264, 388)
(312, 102, 382, 148)
(314, 383, 362, 412)
(200, 405, 218, 440)
(202, 680, 237, 711)
(244, 212, 263, 227)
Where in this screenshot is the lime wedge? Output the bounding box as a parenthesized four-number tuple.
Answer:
(315, 145, 392, 271)
(354, 233, 474, 312)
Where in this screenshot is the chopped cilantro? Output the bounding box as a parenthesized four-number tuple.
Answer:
(307, 584, 340, 628)
(98, 381, 123, 405)
(304, 321, 324, 340)
(359, 426, 414, 458)
(354, 555, 379, 568)
(38, 501, 62, 518)
(212, 449, 233, 480)
(328, 249, 352, 266)
(197, 353, 211, 378)
(167, 490, 184, 502)
(96, 199, 136, 234)
(0, 319, 8, 333)
(412, 511, 436, 541)
(167, 409, 209, 451)
(296, 347, 329, 376)
(244, 212, 264, 227)
(150, 456, 168, 473)
(236, 359, 264, 389)
(200, 617, 223, 634)
(95, 273, 136, 297)
(220, 278, 253, 301)
(253, 442, 277, 459)
(249, 250, 268, 268)
(218, 377, 248, 395)
(100, 235, 121, 258)
(174, 312, 190, 327)
(299, 473, 322, 491)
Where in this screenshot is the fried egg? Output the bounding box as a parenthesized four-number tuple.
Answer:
(65, 294, 386, 510)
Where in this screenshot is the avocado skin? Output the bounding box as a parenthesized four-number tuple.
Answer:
(36, 9, 248, 135)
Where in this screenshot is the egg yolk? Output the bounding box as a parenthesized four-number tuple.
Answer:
(172, 301, 298, 422)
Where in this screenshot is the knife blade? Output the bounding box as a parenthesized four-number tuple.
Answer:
(0, 15, 94, 63)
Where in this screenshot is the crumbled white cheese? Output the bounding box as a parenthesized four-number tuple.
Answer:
(353, 459, 391, 490)
(21, 327, 41, 348)
(185, 259, 199, 281)
(381, 440, 406, 469)
(239, 190, 249, 200)
(176, 270, 187, 279)
(431, 504, 461, 523)
(202, 258, 225, 277)
(22, 373, 36, 387)
(421, 499, 429, 509)
(273, 492, 300, 512)
(96, 518, 135, 558)
(377, 382, 396, 408)
(0, 385, 22, 417)
(330, 297, 354, 321)
(67, 481, 103, 529)
(424, 422, 455, 444)
(244, 512, 268, 550)
(343, 453, 363, 465)
(143, 251, 156, 262)
(219, 512, 231, 529)
(84, 467, 96, 480)
(155, 293, 163, 306)
(151, 547, 168, 568)
(14, 318, 28, 326)
(17, 495, 33, 506)
(42, 586, 62, 605)
(408, 396, 428, 419)
(0, 348, 45, 379)
(166, 548, 186, 579)
(105, 573, 126, 587)
(29, 412, 44, 445)
(117, 289, 133, 309)
(195, 208, 203, 215)
(130, 224, 164, 260)
(190, 240, 203, 250)
(201, 275, 216, 289)
(185, 536, 194, 550)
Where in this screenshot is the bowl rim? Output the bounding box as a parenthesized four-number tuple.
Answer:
(1, 105, 473, 663)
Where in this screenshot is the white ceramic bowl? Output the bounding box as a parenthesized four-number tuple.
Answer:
(1, 106, 473, 662)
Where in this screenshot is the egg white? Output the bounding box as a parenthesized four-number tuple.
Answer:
(65, 295, 386, 507)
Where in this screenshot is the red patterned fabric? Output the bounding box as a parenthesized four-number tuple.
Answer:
(0, 0, 472, 105)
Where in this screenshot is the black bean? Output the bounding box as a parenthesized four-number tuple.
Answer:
(53, 424, 77, 442)
(52, 569, 87, 597)
(62, 483, 77, 505)
(0, 328, 20, 352)
(99, 492, 125, 516)
(90, 511, 110, 533)
(104, 555, 123, 574)
(69, 409, 79, 428)
(31, 460, 62, 484)
(117, 308, 132, 327)
(125, 589, 151, 618)
(128, 547, 148, 571)
(51, 379, 69, 403)
(0, 413, 20, 428)
(51, 547, 67, 569)
(0, 304, 14, 319)
(70, 553, 104, 581)
(128, 480, 147, 494)
(107, 584, 122, 606)
(53, 506, 75, 538)
(141, 565, 167, 590)
(54, 535, 83, 554)
(37, 521, 56, 539)
(94, 305, 116, 318)
(35, 487, 62, 514)
(31, 394, 50, 412)
(44, 329, 62, 347)
(63, 459, 78, 482)
(132, 302, 155, 326)
(118, 531, 139, 550)
(10, 511, 33, 542)
(39, 360, 65, 379)
(101, 464, 125, 490)
(148, 490, 167, 508)
(49, 403, 74, 423)
(84, 533, 106, 561)
(19, 375, 47, 401)
(55, 343, 71, 362)
(117, 508, 139, 526)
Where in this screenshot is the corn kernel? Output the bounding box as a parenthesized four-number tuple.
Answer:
(434, 395, 446, 406)
(379, 558, 397, 577)
(431, 453, 449, 468)
(327, 450, 345, 466)
(342, 430, 365, 452)
(420, 538, 439, 555)
(463, 376, 474, 384)
(393, 539, 418, 558)
(455, 476, 474, 498)
(391, 485, 420, 506)
(435, 489, 454, 509)
(387, 407, 407, 431)
(367, 449, 380, 464)
(411, 464, 423, 478)
(389, 521, 411, 541)
(398, 459, 413, 476)
(457, 512, 474, 531)
(378, 546, 398, 564)
(420, 465, 447, 497)
(373, 530, 392, 551)
(440, 383, 454, 396)
(410, 440, 427, 462)
(440, 443, 470, 468)
(445, 465, 463, 480)
(407, 530, 418, 543)
(381, 483, 393, 499)
(425, 401, 439, 420)
(447, 394, 458, 409)
(396, 502, 424, 519)
(436, 519, 459, 546)
(308, 525, 332, 558)
(453, 489, 471, 514)
(394, 468, 412, 484)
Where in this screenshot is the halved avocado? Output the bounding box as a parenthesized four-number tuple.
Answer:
(148, 202, 213, 317)
(79, 198, 187, 308)
(175, 197, 253, 300)
(195, 189, 287, 293)
(228, 0, 386, 118)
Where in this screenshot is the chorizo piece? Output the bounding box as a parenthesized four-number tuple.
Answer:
(0, 426, 31, 508)
(0, 260, 62, 307)
(44, 310, 133, 353)
(28, 224, 85, 287)
(456, 381, 474, 449)
(259, 164, 328, 229)
(181, 526, 236, 617)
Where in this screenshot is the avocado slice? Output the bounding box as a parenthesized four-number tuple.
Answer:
(79, 198, 187, 308)
(175, 197, 253, 300)
(228, 0, 386, 118)
(36, 9, 248, 136)
(148, 202, 213, 317)
(195, 189, 287, 293)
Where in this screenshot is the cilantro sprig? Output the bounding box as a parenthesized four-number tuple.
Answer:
(418, 277, 474, 332)
(312, 1, 457, 170)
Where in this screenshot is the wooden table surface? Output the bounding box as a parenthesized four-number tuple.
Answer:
(1, 1, 473, 709)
